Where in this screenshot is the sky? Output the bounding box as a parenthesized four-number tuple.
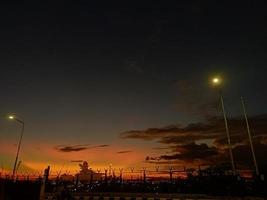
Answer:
(0, 1, 267, 175)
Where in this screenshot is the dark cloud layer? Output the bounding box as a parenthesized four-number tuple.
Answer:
(161, 143, 219, 161)
(146, 142, 220, 165)
(121, 115, 267, 167)
(121, 115, 267, 147)
(117, 150, 133, 154)
(56, 144, 88, 152)
(88, 144, 110, 149)
(55, 144, 109, 153)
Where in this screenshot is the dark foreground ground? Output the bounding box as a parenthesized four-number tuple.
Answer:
(0, 175, 266, 200)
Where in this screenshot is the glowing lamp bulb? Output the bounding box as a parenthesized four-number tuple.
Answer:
(9, 115, 15, 119)
(213, 78, 219, 83)
(212, 77, 222, 86)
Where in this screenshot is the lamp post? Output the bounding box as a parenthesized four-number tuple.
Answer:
(241, 96, 259, 176)
(211, 77, 236, 174)
(8, 115, 25, 179)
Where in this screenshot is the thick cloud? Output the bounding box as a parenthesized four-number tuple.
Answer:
(146, 143, 220, 164)
(121, 115, 267, 148)
(120, 125, 186, 141)
(117, 150, 133, 154)
(56, 144, 88, 152)
(121, 114, 267, 167)
(90, 144, 109, 148)
(232, 142, 267, 168)
(55, 144, 109, 153)
(120, 117, 228, 145)
(161, 143, 219, 160)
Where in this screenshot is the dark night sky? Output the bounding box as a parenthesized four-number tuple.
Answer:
(0, 1, 267, 171)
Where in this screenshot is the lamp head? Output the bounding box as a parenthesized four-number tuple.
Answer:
(7, 115, 24, 124)
(8, 115, 15, 120)
(211, 76, 222, 86)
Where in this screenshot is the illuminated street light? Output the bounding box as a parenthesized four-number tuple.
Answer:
(8, 115, 25, 179)
(212, 77, 221, 85)
(210, 76, 236, 174)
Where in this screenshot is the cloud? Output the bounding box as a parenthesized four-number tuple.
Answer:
(117, 150, 133, 154)
(232, 142, 267, 165)
(55, 144, 110, 153)
(98, 144, 109, 147)
(121, 114, 267, 167)
(120, 125, 185, 141)
(56, 144, 89, 152)
(146, 143, 219, 163)
(120, 118, 223, 145)
(121, 115, 267, 148)
(169, 143, 219, 160)
(88, 144, 110, 149)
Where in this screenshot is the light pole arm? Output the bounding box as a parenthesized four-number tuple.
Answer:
(15, 118, 24, 124)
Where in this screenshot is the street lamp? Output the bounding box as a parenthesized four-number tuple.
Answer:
(8, 115, 25, 179)
(211, 76, 236, 174)
(8, 115, 14, 120)
(212, 77, 221, 85)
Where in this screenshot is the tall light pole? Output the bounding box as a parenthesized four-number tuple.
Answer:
(241, 96, 259, 176)
(211, 77, 236, 174)
(8, 115, 25, 179)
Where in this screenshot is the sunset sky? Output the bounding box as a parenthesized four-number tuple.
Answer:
(0, 2, 267, 175)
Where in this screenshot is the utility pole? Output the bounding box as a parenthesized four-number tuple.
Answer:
(210, 77, 236, 174)
(8, 116, 25, 180)
(241, 96, 259, 176)
(39, 166, 50, 200)
(220, 94, 236, 174)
